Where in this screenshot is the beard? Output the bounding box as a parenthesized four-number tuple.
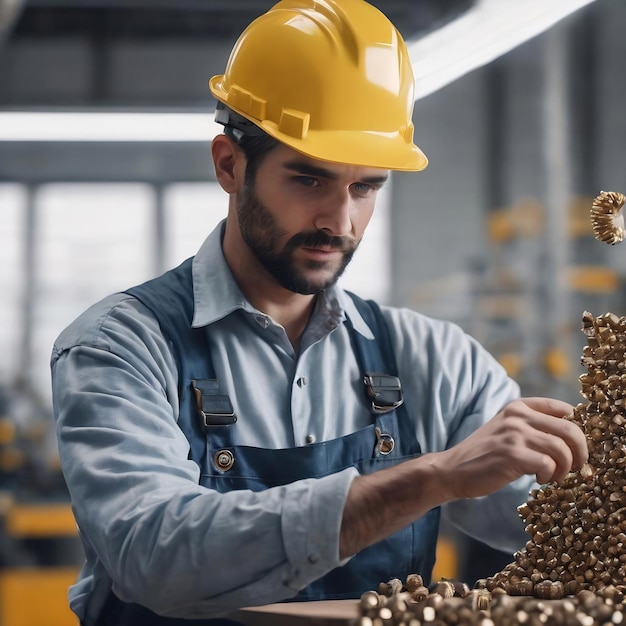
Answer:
(236, 180, 359, 295)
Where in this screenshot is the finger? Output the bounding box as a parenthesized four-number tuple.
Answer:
(532, 452, 558, 486)
(523, 407, 589, 470)
(499, 444, 559, 486)
(521, 396, 574, 418)
(535, 436, 574, 483)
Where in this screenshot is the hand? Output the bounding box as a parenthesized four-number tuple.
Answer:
(431, 397, 588, 500)
(339, 397, 588, 559)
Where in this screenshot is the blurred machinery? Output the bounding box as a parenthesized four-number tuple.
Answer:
(474, 195, 624, 397)
(0, 383, 81, 626)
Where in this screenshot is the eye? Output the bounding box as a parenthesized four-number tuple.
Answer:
(294, 176, 320, 188)
(351, 182, 379, 196)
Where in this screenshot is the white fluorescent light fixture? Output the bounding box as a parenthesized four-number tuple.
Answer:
(0, 0, 597, 142)
(0, 112, 222, 142)
(410, 0, 597, 102)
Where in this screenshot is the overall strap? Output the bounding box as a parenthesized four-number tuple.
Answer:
(346, 292, 398, 376)
(124, 257, 215, 467)
(346, 292, 411, 431)
(123, 266, 406, 463)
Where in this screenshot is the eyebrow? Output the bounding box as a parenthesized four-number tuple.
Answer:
(282, 159, 389, 186)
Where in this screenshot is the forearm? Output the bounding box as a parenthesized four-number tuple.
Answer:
(339, 394, 587, 561)
(339, 454, 448, 559)
(63, 425, 355, 615)
(88, 477, 349, 614)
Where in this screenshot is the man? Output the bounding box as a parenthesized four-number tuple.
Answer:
(51, 1, 588, 625)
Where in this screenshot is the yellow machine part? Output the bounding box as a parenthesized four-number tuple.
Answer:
(0, 503, 79, 625)
(0, 568, 80, 626)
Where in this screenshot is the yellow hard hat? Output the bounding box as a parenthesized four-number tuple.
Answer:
(209, 0, 428, 172)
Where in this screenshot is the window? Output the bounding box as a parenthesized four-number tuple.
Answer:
(163, 183, 228, 268)
(34, 184, 153, 401)
(0, 185, 25, 385)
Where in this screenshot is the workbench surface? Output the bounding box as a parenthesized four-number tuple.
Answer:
(229, 599, 359, 625)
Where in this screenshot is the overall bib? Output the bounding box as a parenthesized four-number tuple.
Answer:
(95, 259, 440, 626)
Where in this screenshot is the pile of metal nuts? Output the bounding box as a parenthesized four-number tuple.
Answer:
(356, 311, 626, 625)
(356, 579, 626, 626)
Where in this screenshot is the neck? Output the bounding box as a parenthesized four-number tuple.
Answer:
(222, 215, 316, 350)
(244, 277, 317, 350)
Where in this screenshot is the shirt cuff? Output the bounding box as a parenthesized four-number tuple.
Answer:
(280, 466, 359, 591)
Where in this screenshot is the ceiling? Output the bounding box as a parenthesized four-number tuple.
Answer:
(10, 0, 475, 42)
(0, 0, 601, 114)
(0, 0, 475, 108)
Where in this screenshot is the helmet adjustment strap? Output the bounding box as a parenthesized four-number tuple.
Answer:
(215, 102, 265, 141)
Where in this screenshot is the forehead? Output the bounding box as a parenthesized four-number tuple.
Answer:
(264, 143, 389, 182)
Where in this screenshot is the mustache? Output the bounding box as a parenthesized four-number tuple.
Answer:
(286, 231, 357, 253)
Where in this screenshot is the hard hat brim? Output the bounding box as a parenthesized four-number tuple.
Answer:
(210, 77, 428, 173)
(271, 126, 429, 173)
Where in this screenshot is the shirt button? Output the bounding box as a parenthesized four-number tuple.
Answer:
(296, 376, 308, 388)
(283, 569, 299, 585)
(305, 434, 316, 444)
(308, 553, 320, 564)
(256, 315, 270, 329)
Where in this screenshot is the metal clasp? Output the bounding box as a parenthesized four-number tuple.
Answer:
(363, 373, 404, 414)
(192, 379, 237, 427)
(375, 426, 395, 455)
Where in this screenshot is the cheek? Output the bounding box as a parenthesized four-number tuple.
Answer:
(352, 202, 376, 235)
(260, 192, 311, 231)
(250, 177, 296, 217)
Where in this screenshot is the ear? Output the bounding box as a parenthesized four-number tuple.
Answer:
(212, 134, 246, 194)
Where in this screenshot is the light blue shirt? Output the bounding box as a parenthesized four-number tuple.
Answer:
(51, 222, 532, 623)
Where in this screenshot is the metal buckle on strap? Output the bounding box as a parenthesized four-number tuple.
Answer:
(363, 373, 404, 414)
(375, 426, 395, 455)
(192, 379, 237, 427)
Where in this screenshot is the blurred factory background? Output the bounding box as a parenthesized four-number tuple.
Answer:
(0, 0, 625, 623)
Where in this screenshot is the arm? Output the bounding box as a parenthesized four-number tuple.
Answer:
(339, 396, 588, 559)
(338, 306, 589, 558)
(52, 297, 355, 618)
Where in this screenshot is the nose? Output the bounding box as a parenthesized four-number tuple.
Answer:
(313, 188, 353, 237)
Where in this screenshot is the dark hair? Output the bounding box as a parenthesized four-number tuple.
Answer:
(225, 126, 280, 184)
(216, 104, 280, 183)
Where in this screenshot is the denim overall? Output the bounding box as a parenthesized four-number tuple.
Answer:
(95, 258, 440, 625)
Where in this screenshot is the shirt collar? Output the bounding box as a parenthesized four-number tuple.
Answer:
(191, 220, 374, 340)
(191, 221, 250, 327)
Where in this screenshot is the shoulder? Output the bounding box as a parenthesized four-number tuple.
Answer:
(375, 304, 519, 438)
(341, 292, 474, 357)
(376, 304, 471, 350)
(375, 303, 511, 385)
(51, 293, 161, 360)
